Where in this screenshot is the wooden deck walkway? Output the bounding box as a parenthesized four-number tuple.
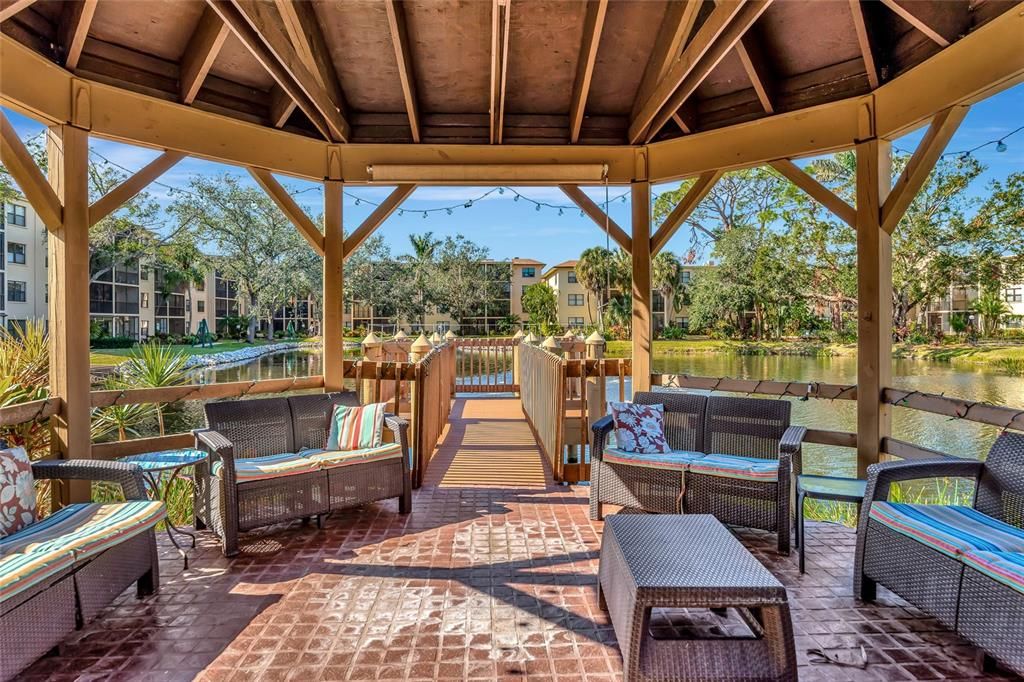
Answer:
(422, 397, 552, 489)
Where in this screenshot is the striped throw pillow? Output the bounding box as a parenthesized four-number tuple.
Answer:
(326, 403, 386, 451)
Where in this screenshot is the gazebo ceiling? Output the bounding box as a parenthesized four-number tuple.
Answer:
(2, 0, 1019, 147)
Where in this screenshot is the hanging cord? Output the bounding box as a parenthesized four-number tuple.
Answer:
(603, 170, 611, 333)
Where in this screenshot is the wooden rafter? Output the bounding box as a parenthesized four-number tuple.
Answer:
(247, 166, 325, 254)
(881, 106, 968, 233)
(489, 0, 512, 144)
(558, 184, 632, 253)
(649, 171, 721, 255)
(269, 86, 297, 128)
(274, 0, 347, 121)
(59, 0, 97, 71)
(848, 0, 879, 89)
(879, 0, 950, 47)
(0, 110, 62, 229)
(384, 0, 420, 143)
(734, 34, 773, 114)
(89, 151, 185, 226)
(180, 7, 230, 104)
(568, 0, 608, 144)
(769, 159, 855, 227)
(630, 0, 774, 144)
(0, 0, 37, 23)
(672, 101, 698, 134)
(632, 0, 702, 121)
(343, 184, 417, 256)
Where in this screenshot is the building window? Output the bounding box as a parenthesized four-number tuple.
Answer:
(7, 319, 27, 333)
(197, 300, 205, 313)
(7, 280, 27, 302)
(141, 292, 149, 308)
(196, 279, 205, 292)
(522, 285, 529, 298)
(141, 320, 149, 337)
(568, 293, 584, 306)
(675, 317, 689, 331)
(140, 268, 149, 281)
(567, 271, 577, 284)
(521, 267, 536, 278)
(653, 292, 665, 313)
(6, 205, 26, 226)
(681, 271, 691, 285)
(1006, 287, 1023, 303)
(568, 316, 585, 326)
(6, 242, 26, 265)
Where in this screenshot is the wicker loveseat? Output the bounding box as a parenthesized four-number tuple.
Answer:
(1, 459, 164, 682)
(855, 431, 1024, 675)
(194, 392, 411, 556)
(590, 392, 807, 554)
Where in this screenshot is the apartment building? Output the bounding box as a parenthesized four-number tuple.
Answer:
(2, 198, 48, 331)
(918, 279, 1024, 332)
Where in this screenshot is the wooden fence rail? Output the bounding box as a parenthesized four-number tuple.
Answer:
(519, 343, 566, 480)
(412, 343, 456, 487)
(454, 337, 519, 393)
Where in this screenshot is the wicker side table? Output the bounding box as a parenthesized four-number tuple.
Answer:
(599, 514, 797, 682)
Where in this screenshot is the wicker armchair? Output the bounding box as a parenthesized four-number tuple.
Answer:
(590, 392, 806, 554)
(194, 392, 411, 557)
(854, 431, 1024, 675)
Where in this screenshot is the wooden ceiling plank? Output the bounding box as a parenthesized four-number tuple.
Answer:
(650, 170, 721, 255)
(632, 0, 702, 121)
(180, 6, 230, 104)
(0, 110, 62, 229)
(881, 105, 968, 233)
(568, 0, 609, 144)
(89, 151, 185, 226)
(769, 159, 855, 227)
(384, 0, 421, 143)
(60, 0, 98, 71)
(489, 0, 512, 144)
(878, 0, 950, 47)
(247, 166, 325, 254)
(274, 0, 347, 118)
(734, 34, 774, 114)
(0, 0, 37, 23)
(558, 184, 632, 253)
(343, 184, 417, 256)
(848, 0, 879, 89)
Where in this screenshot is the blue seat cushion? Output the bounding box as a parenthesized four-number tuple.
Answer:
(869, 503, 1024, 559)
(211, 452, 319, 482)
(962, 551, 1024, 595)
(603, 447, 705, 472)
(686, 454, 780, 482)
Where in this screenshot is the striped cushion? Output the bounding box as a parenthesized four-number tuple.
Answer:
(0, 501, 165, 561)
(869, 503, 1024, 559)
(326, 403, 386, 451)
(0, 547, 75, 604)
(211, 452, 319, 482)
(962, 551, 1024, 595)
(304, 443, 403, 470)
(686, 454, 780, 482)
(603, 447, 705, 472)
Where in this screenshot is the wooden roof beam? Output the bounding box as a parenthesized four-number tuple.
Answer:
(632, 0, 702, 121)
(274, 0, 347, 120)
(269, 85, 297, 128)
(879, 0, 950, 47)
(881, 105, 968, 233)
(59, 0, 97, 71)
(0, 0, 38, 24)
(385, 0, 421, 143)
(89, 151, 185, 226)
(489, 0, 511, 144)
(650, 171, 721, 255)
(180, 7, 230, 104)
(630, 0, 774, 144)
(248, 167, 325, 254)
(343, 184, 416, 256)
(0, 110, 62, 229)
(734, 34, 774, 114)
(568, 0, 608, 144)
(769, 159, 855, 227)
(848, 0, 879, 89)
(558, 184, 632, 253)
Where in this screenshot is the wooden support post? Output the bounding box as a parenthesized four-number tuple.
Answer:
(512, 329, 524, 395)
(631, 181, 652, 394)
(46, 124, 91, 505)
(361, 332, 384, 404)
(323, 179, 344, 392)
(855, 139, 892, 478)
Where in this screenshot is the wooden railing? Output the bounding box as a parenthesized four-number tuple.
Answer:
(411, 342, 456, 486)
(519, 342, 566, 478)
(454, 337, 519, 393)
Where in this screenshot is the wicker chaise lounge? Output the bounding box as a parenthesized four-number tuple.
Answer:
(1, 459, 164, 682)
(855, 431, 1024, 675)
(194, 392, 411, 556)
(590, 392, 807, 554)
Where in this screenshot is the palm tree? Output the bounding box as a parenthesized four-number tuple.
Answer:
(652, 251, 684, 321)
(973, 291, 1011, 337)
(406, 232, 440, 329)
(575, 247, 618, 330)
(119, 343, 191, 436)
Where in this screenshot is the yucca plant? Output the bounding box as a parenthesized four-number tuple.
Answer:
(118, 342, 192, 436)
(91, 376, 156, 442)
(0, 321, 51, 458)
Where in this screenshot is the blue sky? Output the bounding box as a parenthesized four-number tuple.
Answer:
(5, 82, 1022, 269)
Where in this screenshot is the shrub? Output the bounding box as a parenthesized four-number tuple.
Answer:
(658, 325, 689, 340)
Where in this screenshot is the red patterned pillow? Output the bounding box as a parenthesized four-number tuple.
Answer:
(609, 401, 672, 454)
(0, 446, 38, 537)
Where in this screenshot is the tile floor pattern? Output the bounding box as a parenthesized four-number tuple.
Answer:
(19, 483, 1016, 681)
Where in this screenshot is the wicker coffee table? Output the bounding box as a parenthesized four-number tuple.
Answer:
(599, 514, 797, 681)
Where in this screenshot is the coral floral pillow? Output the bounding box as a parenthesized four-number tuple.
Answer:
(609, 401, 672, 455)
(0, 446, 38, 537)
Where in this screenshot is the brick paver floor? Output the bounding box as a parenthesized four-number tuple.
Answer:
(18, 399, 1015, 681)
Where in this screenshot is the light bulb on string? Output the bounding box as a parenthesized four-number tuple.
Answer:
(354, 198, 360, 206)
(996, 140, 1008, 153)
(446, 208, 453, 215)
(422, 212, 428, 219)
(398, 210, 404, 216)
(498, 187, 505, 195)
(513, 194, 519, 202)
(558, 208, 563, 216)
(464, 200, 473, 208)
(535, 203, 541, 212)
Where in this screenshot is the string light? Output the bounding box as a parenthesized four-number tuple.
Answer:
(894, 124, 1024, 160)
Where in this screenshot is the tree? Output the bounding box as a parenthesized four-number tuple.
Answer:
(973, 291, 1010, 337)
(652, 251, 684, 315)
(575, 247, 622, 329)
(402, 232, 441, 329)
(686, 227, 758, 336)
(169, 174, 315, 343)
(431, 235, 502, 330)
(345, 235, 398, 325)
(521, 283, 558, 333)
